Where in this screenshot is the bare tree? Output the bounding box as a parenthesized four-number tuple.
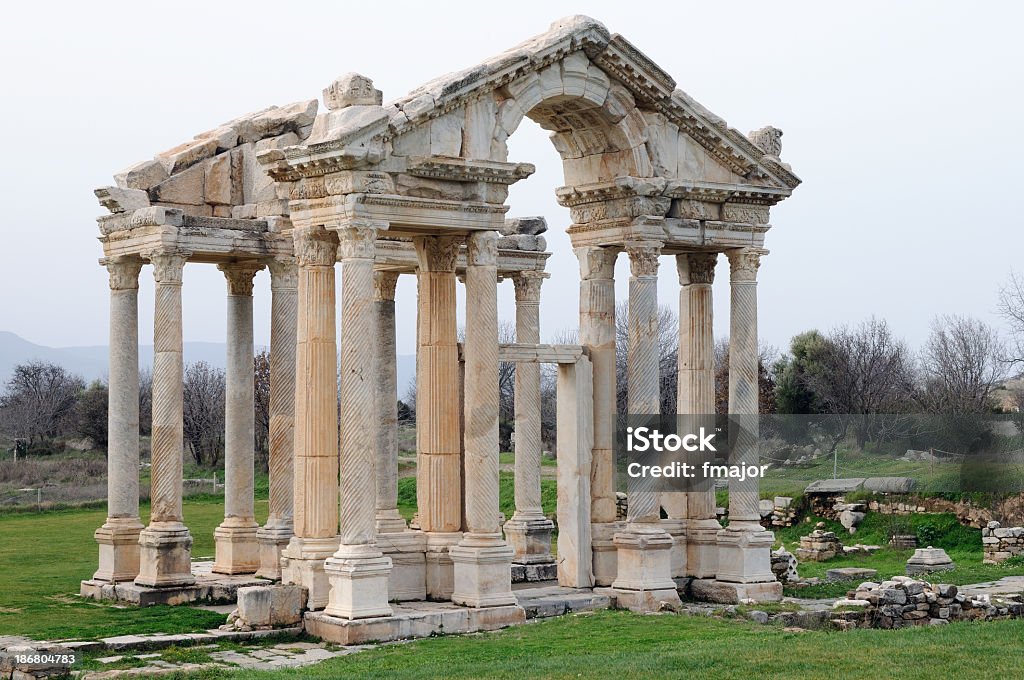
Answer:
(0, 361, 85, 449)
(182, 361, 226, 467)
(919, 314, 1008, 414)
(253, 349, 271, 471)
(997, 270, 1024, 366)
(614, 301, 679, 415)
(138, 367, 153, 436)
(808, 317, 915, 447)
(713, 339, 778, 415)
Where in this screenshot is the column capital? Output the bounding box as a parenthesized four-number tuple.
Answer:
(144, 250, 191, 285)
(726, 248, 767, 283)
(467, 231, 499, 267)
(293, 227, 338, 267)
(373, 270, 400, 301)
(218, 262, 264, 296)
(337, 225, 379, 260)
(414, 235, 460, 273)
(101, 257, 143, 291)
(625, 240, 662, 278)
(512, 270, 549, 304)
(267, 256, 298, 290)
(574, 245, 619, 280)
(677, 252, 717, 287)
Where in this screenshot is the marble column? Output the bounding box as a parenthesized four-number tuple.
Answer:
(677, 252, 721, 579)
(609, 240, 680, 612)
(93, 257, 144, 583)
(450, 231, 515, 608)
(325, 225, 393, 619)
(136, 250, 195, 588)
(712, 247, 780, 601)
(574, 245, 620, 586)
(504, 270, 555, 573)
(257, 256, 298, 580)
(413, 235, 462, 600)
(213, 263, 264, 575)
(280, 227, 339, 610)
(374, 270, 426, 601)
(556, 356, 594, 588)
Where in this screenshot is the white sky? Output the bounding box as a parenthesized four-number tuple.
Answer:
(2, 0, 1022, 356)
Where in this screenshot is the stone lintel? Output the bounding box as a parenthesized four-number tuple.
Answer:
(100, 223, 292, 264)
(374, 237, 550, 275)
(498, 343, 584, 364)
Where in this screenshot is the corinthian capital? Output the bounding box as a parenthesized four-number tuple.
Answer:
(512, 270, 549, 304)
(374, 271, 400, 301)
(625, 240, 662, 278)
(337, 225, 378, 260)
(677, 252, 717, 286)
(218, 262, 264, 296)
(102, 257, 143, 291)
(145, 250, 191, 285)
(467, 231, 498, 267)
(267, 256, 298, 290)
(726, 248, 766, 283)
(293, 227, 338, 267)
(414, 235, 460, 273)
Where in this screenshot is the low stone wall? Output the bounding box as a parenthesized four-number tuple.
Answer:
(831, 577, 1024, 629)
(983, 521, 1024, 564)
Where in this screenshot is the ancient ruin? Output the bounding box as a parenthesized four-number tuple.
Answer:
(82, 15, 800, 640)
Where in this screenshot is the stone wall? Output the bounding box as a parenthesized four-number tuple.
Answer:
(832, 577, 1024, 629)
(982, 521, 1024, 564)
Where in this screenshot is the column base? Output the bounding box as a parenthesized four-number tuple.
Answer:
(280, 536, 339, 610)
(375, 510, 410, 536)
(686, 518, 721, 579)
(377, 530, 427, 601)
(503, 514, 555, 565)
(691, 578, 783, 604)
(715, 526, 777, 584)
(323, 544, 393, 620)
(213, 519, 260, 575)
(135, 523, 195, 588)
(424, 531, 461, 600)
(661, 518, 687, 579)
(608, 524, 681, 613)
(256, 522, 294, 581)
(450, 534, 516, 608)
(93, 517, 143, 583)
(591, 521, 622, 587)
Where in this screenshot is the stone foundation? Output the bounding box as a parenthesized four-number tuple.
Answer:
(81, 561, 268, 606)
(983, 521, 1024, 564)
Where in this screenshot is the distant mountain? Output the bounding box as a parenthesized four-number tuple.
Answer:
(0, 331, 416, 393)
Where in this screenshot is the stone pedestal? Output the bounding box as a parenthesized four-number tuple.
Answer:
(504, 518, 556, 566)
(280, 536, 338, 611)
(93, 518, 144, 583)
(256, 524, 293, 581)
(378, 531, 427, 601)
(324, 545, 394, 619)
(425, 532, 461, 600)
(213, 520, 260, 576)
(705, 527, 781, 603)
(607, 526, 681, 612)
(450, 536, 517, 608)
(661, 519, 687, 579)
(136, 523, 195, 588)
(590, 522, 621, 587)
(685, 519, 720, 579)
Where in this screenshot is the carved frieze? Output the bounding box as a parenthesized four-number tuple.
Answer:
(721, 203, 770, 224)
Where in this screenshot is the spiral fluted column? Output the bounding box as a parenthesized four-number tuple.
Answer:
(136, 250, 194, 588)
(451, 231, 515, 608)
(213, 262, 263, 575)
(257, 256, 298, 580)
(93, 257, 144, 583)
(324, 225, 393, 620)
(280, 227, 339, 610)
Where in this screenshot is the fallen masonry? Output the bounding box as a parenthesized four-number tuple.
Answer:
(795, 523, 842, 562)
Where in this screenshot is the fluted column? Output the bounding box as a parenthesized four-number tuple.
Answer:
(504, 270, 555, 570)
(677, 252, 721, 579)
(575, 245, 619, 586)
(710, 247, 779, 599)
(451, 231, 515, 608)
(93, 257, 144, 583)
(414, 235, 462, 599)
(624, 241, 662, 524)
(135, 250, 194, 588)
(213, 262, 263, 575)
(257, 256, 298, 580)
(325, 225, 393, 619)
(280, 227, 339, 610)
(610, 240, 680, 612)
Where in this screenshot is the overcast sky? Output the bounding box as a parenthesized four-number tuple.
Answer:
(2, 1, 1022, 358)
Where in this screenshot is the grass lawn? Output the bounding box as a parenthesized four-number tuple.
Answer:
(162, 609, 1024, 680)
(0, 495, 268, 640)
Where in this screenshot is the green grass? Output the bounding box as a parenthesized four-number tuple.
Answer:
(397, 474, 557, 523)
(0, 496, 269, 640)
(498, 452, 556, 467)
(162, 609, 1024, 679)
